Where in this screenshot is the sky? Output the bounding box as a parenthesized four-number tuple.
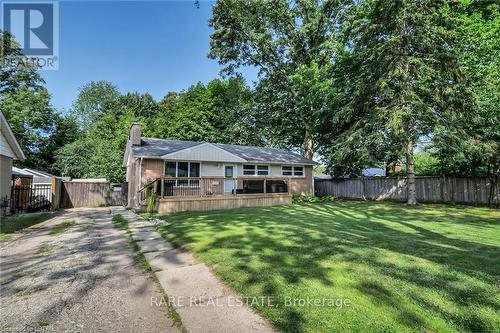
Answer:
(40, 0, 258, 112)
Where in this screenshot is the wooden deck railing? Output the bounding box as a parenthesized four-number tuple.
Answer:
(138, 177, 290, 202)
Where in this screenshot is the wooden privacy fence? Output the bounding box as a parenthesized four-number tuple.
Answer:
(315, 176, 499, 206)
(59, 181, 127, 208)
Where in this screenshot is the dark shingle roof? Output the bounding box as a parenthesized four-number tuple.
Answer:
(131, 138, 317, 165)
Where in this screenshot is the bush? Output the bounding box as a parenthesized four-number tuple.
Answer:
(292, 194, 335, 204)
(146, 193, 157, 213)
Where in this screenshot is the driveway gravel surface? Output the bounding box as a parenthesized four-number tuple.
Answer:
(0, 207, 181, 333)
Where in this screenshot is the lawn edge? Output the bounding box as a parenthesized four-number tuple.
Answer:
(111, 213, 187, 333)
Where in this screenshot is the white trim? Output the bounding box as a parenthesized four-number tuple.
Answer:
(223, 164, 237, 178)
(0, 111, 25, 160)
(282, 165, 305, 177)
(163, 161, 202, 177)
(122, 142, 130, 167)
(223, 164, 237, 194)
(241, 164, 270, 176)
(161, 142, 247, 162)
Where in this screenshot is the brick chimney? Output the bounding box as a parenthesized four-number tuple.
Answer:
(129, 122, 142, 146)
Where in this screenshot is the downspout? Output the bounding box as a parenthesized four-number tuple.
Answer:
(138, 157, 143, 207)
(134, 157, 143, 208)
(312, 167, 315, 196)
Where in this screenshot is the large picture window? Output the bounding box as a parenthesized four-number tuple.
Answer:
(164, 161, 200, 186)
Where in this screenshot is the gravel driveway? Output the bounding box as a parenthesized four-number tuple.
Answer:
(0, 207, 181, 333)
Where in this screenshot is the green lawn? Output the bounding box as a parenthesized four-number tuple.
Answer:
(0, 212, 55, 241)
(156, 201, 500, 333)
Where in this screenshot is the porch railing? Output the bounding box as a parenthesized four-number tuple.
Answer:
(138, 177, 290, 202)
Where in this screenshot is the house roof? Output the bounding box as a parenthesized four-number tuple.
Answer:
(12, 167, 55, 183)
(21, 167, 55, 183)
(0, 112, 25, 160)
(12, 167, 33, 177)
(22, 168, 54, 178)
(314, 173, 332, 180)
(128, 138, 318, 165)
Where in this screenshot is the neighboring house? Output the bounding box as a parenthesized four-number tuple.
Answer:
(314, 168, 386, 181)
(123, 123, 318, 212)
(362, 168, 386, 177)
(12, 167, 55, 185)
(0, 112, 25, 214)
(314, 173, 333, 181)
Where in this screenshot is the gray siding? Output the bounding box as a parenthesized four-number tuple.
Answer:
(0, 131, 14, 158)
(0, 154, 12, 200)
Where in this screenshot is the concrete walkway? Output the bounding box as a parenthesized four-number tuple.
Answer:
(121, 210, 278, 333)
(0, 208, 181, 333)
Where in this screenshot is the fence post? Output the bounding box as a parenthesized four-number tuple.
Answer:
(361, 176, 366, 200)
(160, 178, 164, 199)
(451, 175, 455, 205)
(440, 175, 445, 203)
(51, 177, 60, 210)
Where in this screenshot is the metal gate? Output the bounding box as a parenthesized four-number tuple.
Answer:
(10, 184, 52, 214)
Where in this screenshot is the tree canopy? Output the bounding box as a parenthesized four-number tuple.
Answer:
(53, 77, 262, 181)
(209, 0, 353, 158)
(3, 1, 498, 205)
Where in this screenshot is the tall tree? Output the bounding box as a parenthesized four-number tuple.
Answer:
(70, 81, 122, 132)
(55, 137, 124, 182)
(0, 30, 57, 169)
(325, 0, 465, 204)
(432, 0, 499, 206)
(153, 77, 262, 145)
(209, 0, 351, 158)
(37, 113, 80, 173)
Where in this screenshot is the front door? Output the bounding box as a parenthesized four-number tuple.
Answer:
(224, 165, 236, 194)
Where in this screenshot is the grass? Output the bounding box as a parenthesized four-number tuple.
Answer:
(0, 212, 54, 241)
(50, 220, 76, 235)
(38, 242, 55, 255)
(111, 214, 186, 332)
(155, 201, 500, 333)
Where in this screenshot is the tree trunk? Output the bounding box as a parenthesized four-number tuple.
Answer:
(406, 140, 417, 205)
(488, 174, 499, 208)
(304, 126, 314, 160)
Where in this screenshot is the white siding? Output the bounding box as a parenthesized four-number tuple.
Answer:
(270, 165, 282, 177)
(202, 162, 224, 177)
(162, 143, 246, 163)
(0, 131, 14, 158)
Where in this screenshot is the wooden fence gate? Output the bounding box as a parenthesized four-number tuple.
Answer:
(59, 182, 127, 208)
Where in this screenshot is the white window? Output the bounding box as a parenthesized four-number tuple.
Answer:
(243, 165, 255, 175)
(282, 166, 293, 176)
(243, 165, 269, 176)
(294, 166, 304, 176)
(257, 165, 269, 176)
(282, 166, 304, 176)
(164, 161, 201, 186)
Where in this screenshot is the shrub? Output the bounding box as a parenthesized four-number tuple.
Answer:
(146, 193, 158, 213)
(292, 194, 335, 204)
